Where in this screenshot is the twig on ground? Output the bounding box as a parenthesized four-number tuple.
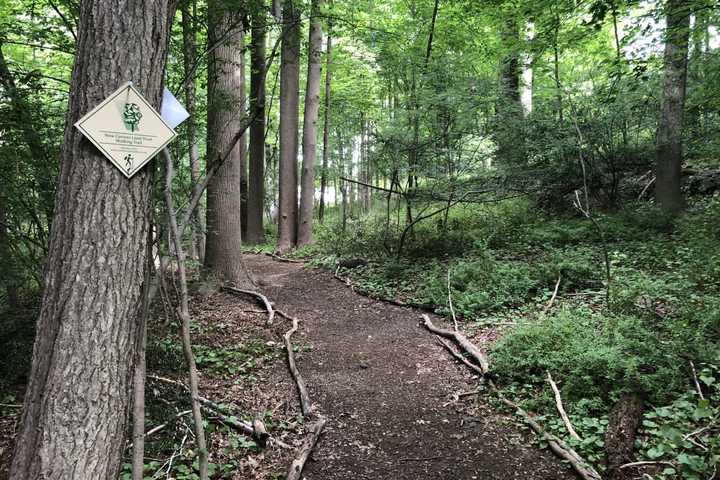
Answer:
(543, 275, 562, 314)
(434, 335, 484, 377)
(491, 380, 602, 480)
(422, 314, 489, 374)
(546, 371, 581, 440)
(447, 269, 459, 331)
(278, 308, 315, 417)
(266, 252, 305, 263)
(286, 416, 327, 480)
(619, 460, 675, 469)
(126, 410, 193, 450)
(224, 285, 276, 325)
(690, 361, 705, 400)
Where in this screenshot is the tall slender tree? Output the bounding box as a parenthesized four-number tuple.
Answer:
(205, 0, 253, 285)
(9, 1, 175, 478)
(246, 4, 267, 245)
(277, 0, 301, 252)
(181, 0, 205, 261)
(655, 0, 691, 214)
(318, 30, 333, 223)
(298, 0, 324, 246)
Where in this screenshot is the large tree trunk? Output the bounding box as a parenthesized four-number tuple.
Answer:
(181, 0, 205, 261)
(246, 8, 267, 245)
(298, 0, 324, 246)
(205, 0, 253, 286)
(655, 0, 691, 214)
(9, 1, 174, 478)
(318, 31, 332, 223)
(277, 0, 301, 252)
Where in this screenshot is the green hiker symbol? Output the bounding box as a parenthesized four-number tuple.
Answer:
(122, 103, 142, 132)
(124, 153, 134, 172)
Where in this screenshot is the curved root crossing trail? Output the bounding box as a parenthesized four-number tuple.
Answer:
(246, 255, 576, 480)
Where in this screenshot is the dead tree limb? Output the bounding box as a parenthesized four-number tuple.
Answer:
(491, 381, 602, 480)
(286, 416, 327, 480)
(546, 372, 580, 440)
(447, 269, 459, 331)
(434, 335, 484, 376)
(278, 309, 314, 417)
(543, 275, 561, 314)
(224, 285, 275, 325)
(422, 314, 489, 374)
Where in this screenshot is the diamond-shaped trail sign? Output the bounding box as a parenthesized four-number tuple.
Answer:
(75, 82, 177, 178)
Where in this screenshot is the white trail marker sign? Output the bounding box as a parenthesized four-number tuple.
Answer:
(75, 82, 178, 178)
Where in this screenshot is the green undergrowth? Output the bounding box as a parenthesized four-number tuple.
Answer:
(307, 196, 720, 478)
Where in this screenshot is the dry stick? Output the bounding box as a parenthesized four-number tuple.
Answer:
(690, 361, 705, 400)
(265, 252, 305, 263)
(447, 269, 459, 331)
(543, 275, 562, 314)
(422, 314, 489, 374)
(286, 416, 327, 480)
(434, 335, 485, 376)
(223, 285, 275, 325)
(491, 383, 602, 480)
(277, 309, 314, 417)
(546, 372, 581, 440)
(619, 460, 675, 470)
(126, 410, 193, 450)
(163, 149, 209, 480)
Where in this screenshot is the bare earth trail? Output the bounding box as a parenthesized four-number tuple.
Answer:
(245, 255, 576, 480)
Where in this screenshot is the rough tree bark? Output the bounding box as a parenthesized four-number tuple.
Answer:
(181, 0, 205, 261)
(655, 0, 691, 214)
(318, 31, 332, 223)
(604, 393, 644, 480)
(9, 1, 175, 478)
(277, 0, 301, 252)
(246, 7, 267, 245)
(298, 0, 324, 246)
(205, 0, 253, 285)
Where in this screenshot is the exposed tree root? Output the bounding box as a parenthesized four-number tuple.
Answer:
(421, 314, 489, 374)
(434, 335, 485, 376)
(223, 285, 275, 325)
(332, 269, 436, 311)
(286, 416, 327, 480)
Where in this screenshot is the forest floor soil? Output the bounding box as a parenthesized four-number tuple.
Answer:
(244, 254, 577, 480)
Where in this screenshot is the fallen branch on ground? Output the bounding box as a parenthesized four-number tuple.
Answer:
(286, 416, 327, 480)
(265, 252, 305, 263)
(619, 460, 675, 470)
(422, 314, 489, 374)
(490, 381, 602, 480)
(434, 335, 484, 376)
(277, 308, 314, 417)
(546, 371, 580, 440)
(422, 315, 601, 480)
(543, 275, 561, 314)
(223, 285, 275, 325)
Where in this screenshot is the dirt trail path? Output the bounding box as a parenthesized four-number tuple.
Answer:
(245, 255, 576, 480)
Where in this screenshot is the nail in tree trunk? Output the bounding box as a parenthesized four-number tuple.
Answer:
(181, 0, 205, 261)
(318, 31, 333, 223)
(655, 0, 690, 214)
(246, 7, 267, 245)
(9, 1, 174, 478)
(277, 0, 301, 252)
(298, 0, 324, 246)
(205, 0, 253, 286)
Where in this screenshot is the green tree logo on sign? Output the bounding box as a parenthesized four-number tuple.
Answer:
(122, 103, 142, 131)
